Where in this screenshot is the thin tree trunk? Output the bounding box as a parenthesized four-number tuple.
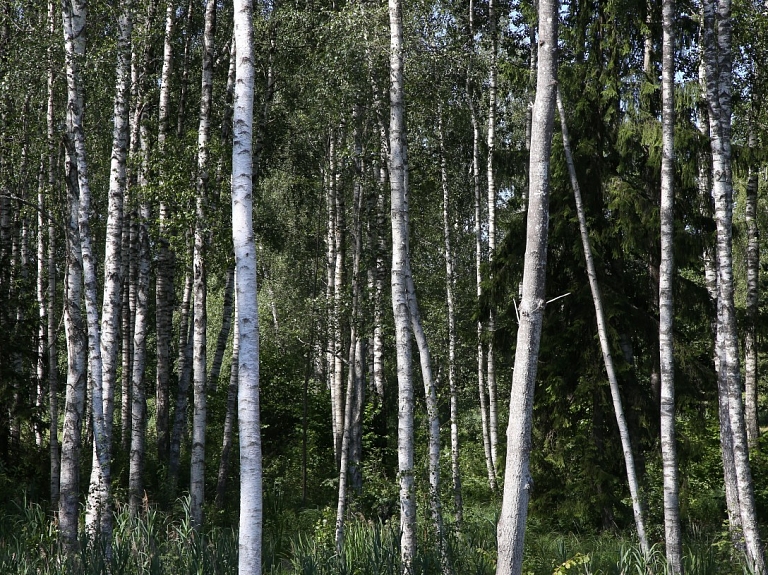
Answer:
(702, 0, 766, 569)
(556, 89, 651, 560)
(129, 198, 150, 517)
(466, 0, 496, 489)
(215, 302, 238, 510)
(209, 265, 235, 389)
(120, 210, 133, 454)
(744, 120, 759, 451)
(659, 0, 683, 569)
(176, 0, 194, 138)
(332, 130, 346, 470)
(46, 0, 60, 509)
(155, 0, 176, 465)
(486, 0, 499, 473)
(232, 0, 262, 566)
(495, 0, 557, 570)
(440, 110, 463, 528)
(169, 267, 194, 490)
(190, 0, 216, 530)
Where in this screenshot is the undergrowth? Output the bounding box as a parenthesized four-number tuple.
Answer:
(0, 500, 753, 574)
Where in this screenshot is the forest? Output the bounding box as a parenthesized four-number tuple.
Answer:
(0, 0, 767, 571)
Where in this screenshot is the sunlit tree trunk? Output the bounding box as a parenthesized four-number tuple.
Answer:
(556, 90, 651, 560)
(496, 0, 557, 571)
(232, 0, 262, 567)
(486, 0, 499, 472)
(389, 0, 416, 567)
(85, 0, 132, 536)
(702, 0, 766, 569)
(59, 111, 86, 557)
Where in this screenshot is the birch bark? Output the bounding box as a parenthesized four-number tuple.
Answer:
(232, 0, 262, 567)
(389, 0, 416, 567)
(659, 0, 683, 569)
(744, 121, 759, 450)
(440, 110, 462, 527)
(702, 0, 766, 569)
(190, 0, 216, 530)
(496, 0, 557, 571)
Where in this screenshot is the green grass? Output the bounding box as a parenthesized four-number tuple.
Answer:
(0, 500, 754, 574)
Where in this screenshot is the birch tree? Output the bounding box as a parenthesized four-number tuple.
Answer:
(496, 0, 558, 571)
(701, 0, 766, 569)
(659, 0, 683, 569)
(556, 90, 651, 560)
(232, 0, 262, 569)
(190, 0, 216, 530)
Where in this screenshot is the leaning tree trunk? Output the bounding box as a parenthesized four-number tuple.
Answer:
(702, 0, 766, 569)
(439, 109, 463, 527)
(232, 0, 262, 568)
(208, 265, 235, 390)
(495, 0, 557, 571)
(556, 90, 650, 560)
(389, 0, 416, 567)
(659, 0, 683, 570)
(190, 0, 216, 530)
(215, 301, 239, 510)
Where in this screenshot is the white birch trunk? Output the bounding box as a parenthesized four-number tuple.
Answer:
(702, 0, 766, 569)
(744, 122, 759, 450)
(86, 0, 132, 535)
(486, 0, 499, 472)
(190, 0, 216, 530)
(439, 110, 463, 527)
(556, 90, 650, 559)
(215, 301, 238, 510)
(59, 119, 87, 556)
(659, 1, 683, 569)
(495, 0, 557, 570)
(233, 0, 262, 567)
(389, 0, 416, 566)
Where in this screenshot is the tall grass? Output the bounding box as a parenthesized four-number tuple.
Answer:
(0, 500, 753, 574)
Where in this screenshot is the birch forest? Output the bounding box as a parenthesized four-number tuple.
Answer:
(0, 0, 767, 572)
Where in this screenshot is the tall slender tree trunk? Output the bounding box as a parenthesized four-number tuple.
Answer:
(120, 210, 133, 454)
(467, 0, 496, 490)
(155, 0, 176, 465)
(439, 109, 463, 527)
(556, 90, 650, 560)
(46, 0, 60, 508)
(169, 266, 194, 490)
(209, 266, 235, 389)
(702, 0, 766, 569)
(215, 301, 238, 510)
(495, 0, 557, 571)
(486, 0, 499, 472)
(389, 0, 416, 567)
(232, 0, 262, 567)
(744, 119, 760, 451)
(190, 0, 216, 530)
(659, 0, 683, 570)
